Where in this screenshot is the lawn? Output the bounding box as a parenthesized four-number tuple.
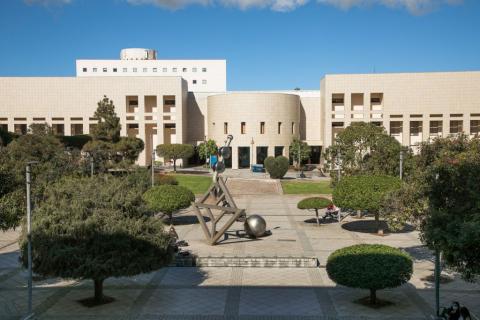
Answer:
(281, 180, 333, 195)
(171, 174, 212, 195)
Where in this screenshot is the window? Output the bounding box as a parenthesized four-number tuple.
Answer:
(142, 68, 146, 73)
(278, 122, 282, 134)
(202, 67, 207, 72)
(82, 67, 87, 72)
(103, 68, 107, 72)
(390, 121, 403, 135)
(450, 114, 463, 118)
(133, 68, 137, 72)
(172, 68, 177, 72)
(192, 67, 197, 72)
(153, 68, 157, 72)
(224, 122, 228, 134)
(260, 122, 265, 134)
(182, 68, 187, 72)
(93, 68, 97, 72)
(162, 68, 167, 72)
(291, 122, 295, 134)
(193, 80, 197, 84)
(202, 79, 207, 84)
(71, 124, 83, 135)
(241, 122, 246, 134)
(123, 68, 128, 72)
(450, 120, 463, 134)
(430, 114, 443, 118)
(113, 68, 117, 72)
(430, 121, 443, 135)
(470, 120, 480, 135)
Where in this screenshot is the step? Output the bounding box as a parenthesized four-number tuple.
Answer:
(170, 254, 319, 268)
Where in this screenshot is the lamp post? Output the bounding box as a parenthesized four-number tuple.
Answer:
(434, 173, 440, 317)
(337, 154, 342, 183)
(25, 161, 38, 318)
(250, 137, 254, 168)
(90, 154, 94, 177)
(151, 150, 155, 187)
(399, 150, 404, 180)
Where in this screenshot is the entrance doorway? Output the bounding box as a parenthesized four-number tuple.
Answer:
(238, 147, 250, 168)
(256, 146, 268, 165)
(274, 146, 284, 157)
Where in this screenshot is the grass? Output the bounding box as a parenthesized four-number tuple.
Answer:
(171, 174, 212, 195)
(281, 180, 332, 195)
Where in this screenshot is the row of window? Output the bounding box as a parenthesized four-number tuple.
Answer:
(216, 121, 296, 135)
(330, 120, 480, 135)
(82, 67, 208, 73)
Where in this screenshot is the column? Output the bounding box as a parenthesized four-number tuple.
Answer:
(423, 119, 430, 142)
(232, 145, 239, 169)
(464, 116, 470, 135)
(138, 96, 146, 165)
(402, 120, 410, 147)
(442, 117, 450, 137)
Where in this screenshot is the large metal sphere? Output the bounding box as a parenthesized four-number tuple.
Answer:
(244, 215, 267, 238)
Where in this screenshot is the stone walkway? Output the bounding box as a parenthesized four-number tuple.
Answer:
(1, 191, 479, 319)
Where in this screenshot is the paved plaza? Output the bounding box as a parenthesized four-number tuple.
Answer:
(1, 179, 479, 319)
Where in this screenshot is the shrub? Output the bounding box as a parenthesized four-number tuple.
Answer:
(59, 135, 92, 150)
(155, 174, 178, 185)
(333, 175, 402, 233)
(143, 185, 195, 223)
(297, 197, 332, 225)
(264, 156, 289, 179)
(326, 244, 413, 305)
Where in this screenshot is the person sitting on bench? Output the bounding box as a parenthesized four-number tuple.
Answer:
(324, 203, 340, 220)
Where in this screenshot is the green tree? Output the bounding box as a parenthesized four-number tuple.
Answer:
(333, 175, 402, 233)
(83, 96, 144, 170)
(264, 156, 289, 179)
(297, 197, 332, 225)
(289, 138, 310, 169)
(0, 129, 81, 230)
(156, 144, 194, 172)
(198, 139, 218, 163)
(421, 145, 480, 281)
(92, 95, 121, 142)
(327, 244, 413, 305)
(324, 122, 412, 180)
(19, 174, 172, 305)
(143, 185, 195, 223)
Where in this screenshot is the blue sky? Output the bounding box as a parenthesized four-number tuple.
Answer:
(0, 0, 479, 90)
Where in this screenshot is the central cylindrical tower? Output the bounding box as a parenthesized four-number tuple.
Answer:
(207, 93, 300, 169)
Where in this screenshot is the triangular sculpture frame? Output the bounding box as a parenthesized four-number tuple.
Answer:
(193, 177, 246, 245)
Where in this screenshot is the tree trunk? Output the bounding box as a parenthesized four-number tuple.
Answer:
(370, 288, 377, 305)
(173, 158, 177, 172)
(94, 279, 104, 303)
(375, 212, 383, 235)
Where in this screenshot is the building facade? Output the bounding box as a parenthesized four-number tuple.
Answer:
(1, 48, 479, 168)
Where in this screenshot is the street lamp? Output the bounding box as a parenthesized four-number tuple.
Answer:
(151, 150, 156, 187)
(250, 137, 254, 168)
(337, 154, 342, 183)
(399, 150, 404, 180)
(25, 161, 38, 319)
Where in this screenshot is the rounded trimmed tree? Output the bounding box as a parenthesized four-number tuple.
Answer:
(19, 175, 173, 306)
(297, 197, 332, 225)
(156, 144, 195, 172)
(326, 244, 413, 305)
(333, 175, 402, 233)
(264, 156, 289, 179)
(143, 185, 195, 223)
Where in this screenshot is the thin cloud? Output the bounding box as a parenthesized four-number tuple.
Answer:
(24, 0, 463, 13)
(127, 0, 308, 11)
(24, 0, 72, 5)
(317, 0, 463, 15)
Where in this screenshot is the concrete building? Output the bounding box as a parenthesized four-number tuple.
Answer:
(1, 48, 479, 168)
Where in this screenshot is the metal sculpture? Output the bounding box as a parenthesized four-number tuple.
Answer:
(244, 215, 267, 238)
(193, 135, 267, 245)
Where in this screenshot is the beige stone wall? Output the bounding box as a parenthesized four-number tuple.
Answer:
(323, 71, 480, 149)
(207, 93, 300, 169)
(0, 77, 185, 165)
